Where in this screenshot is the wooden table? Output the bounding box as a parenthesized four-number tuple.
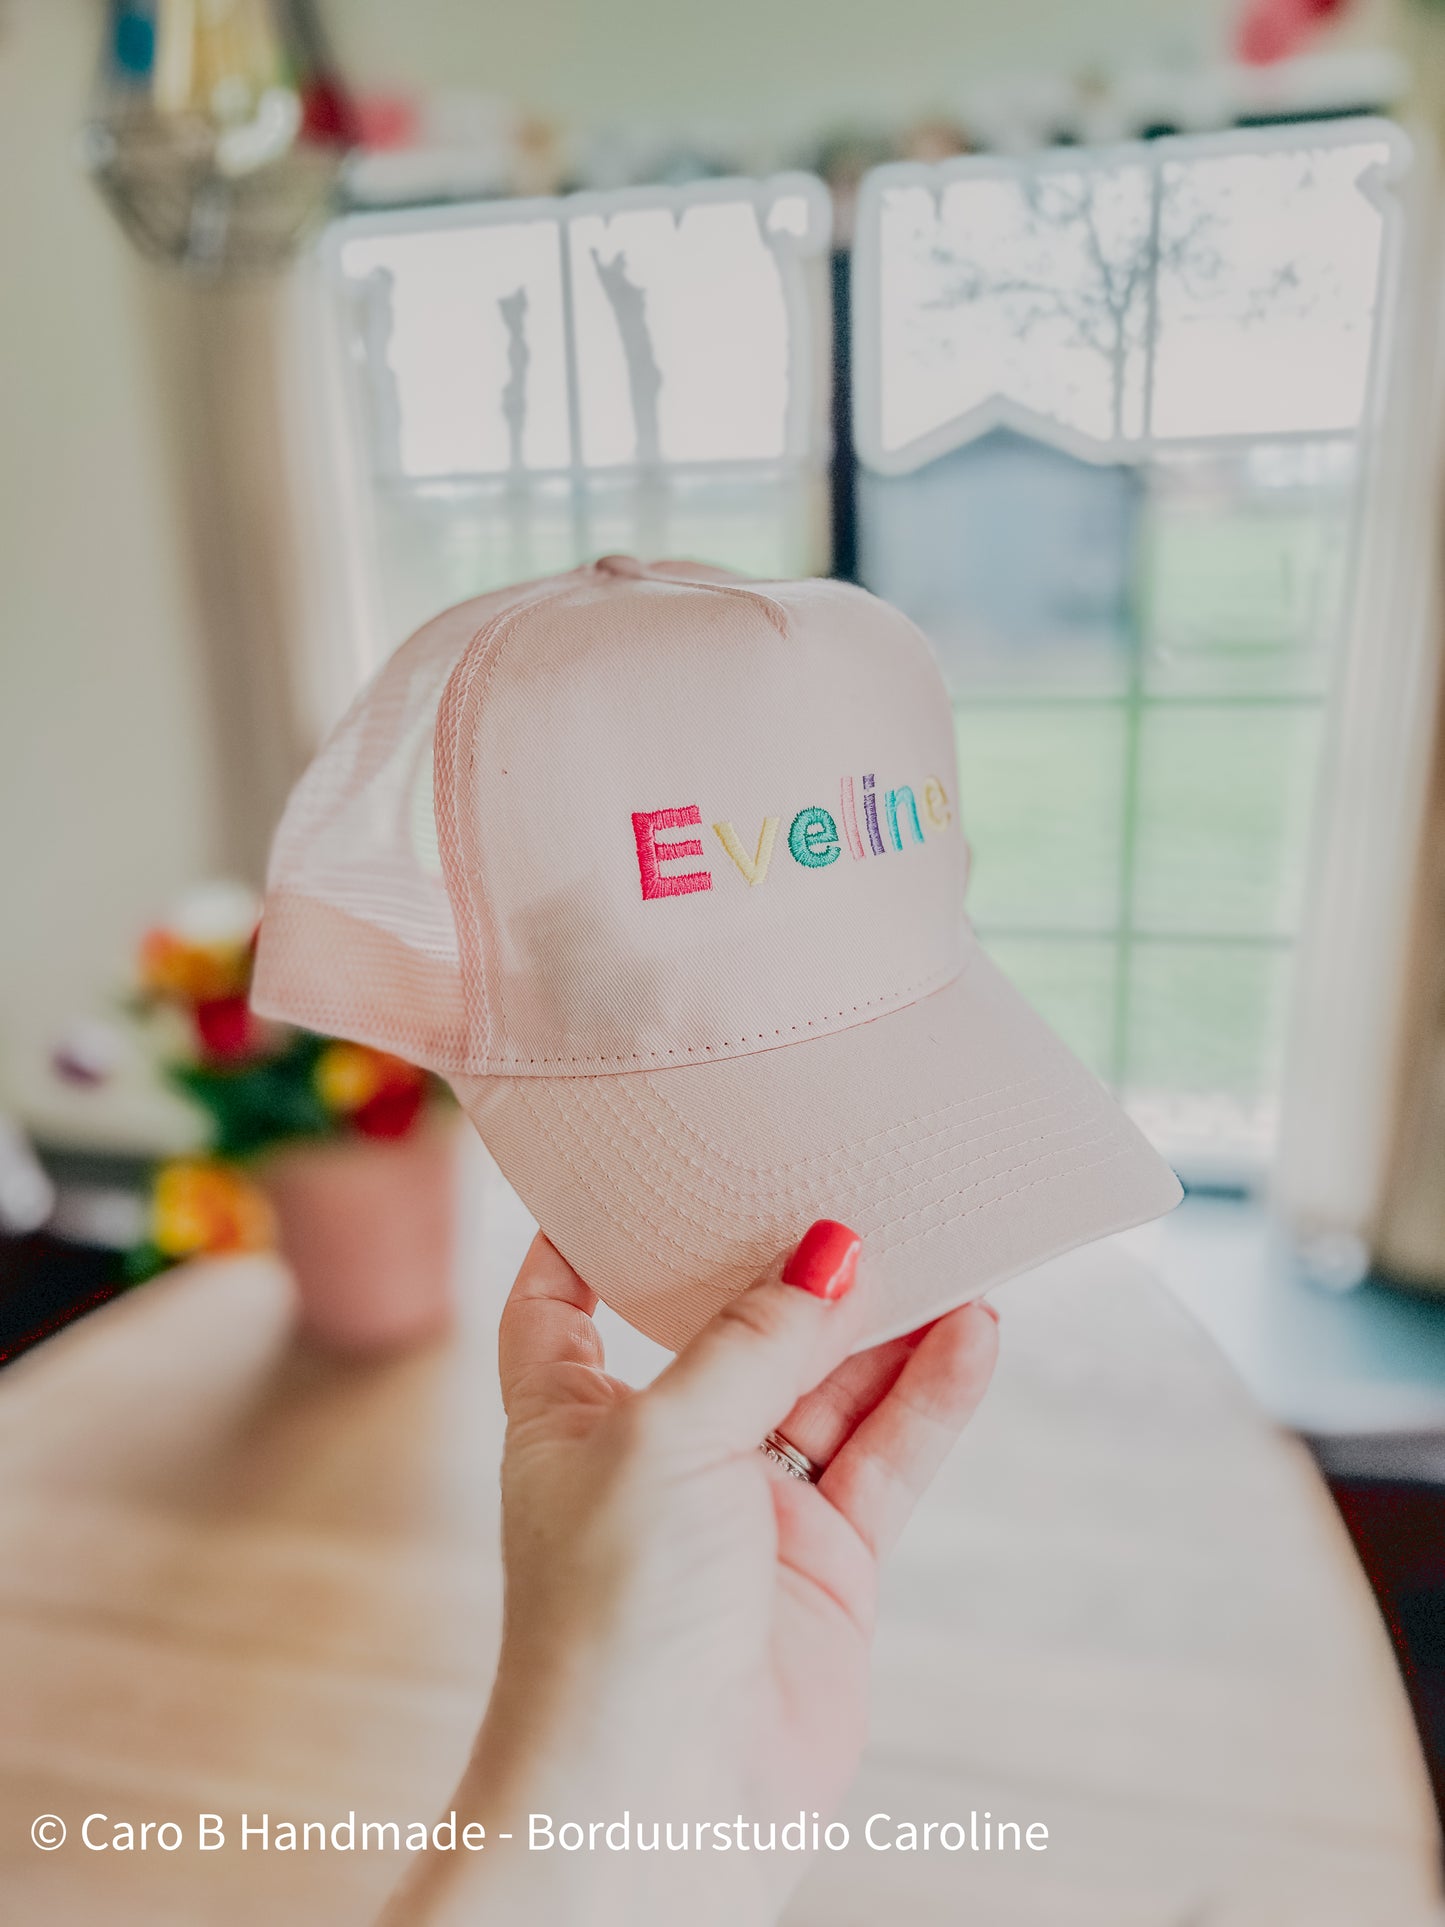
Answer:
(1, 1147, 1439, 1925)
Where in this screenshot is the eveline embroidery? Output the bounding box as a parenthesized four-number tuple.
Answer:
(632, 774, 953, 902)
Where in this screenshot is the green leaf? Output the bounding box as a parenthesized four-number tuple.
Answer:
(166, 1032, 336, 1158)
(121, 1242, 173, 1285)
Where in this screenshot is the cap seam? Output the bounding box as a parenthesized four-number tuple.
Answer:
(632, 564, 791, 637)
(462, 957, 961, 1071)
(434, 574, 596, 1069)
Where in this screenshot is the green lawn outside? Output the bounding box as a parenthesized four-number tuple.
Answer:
(954, 480, 1346, 1126)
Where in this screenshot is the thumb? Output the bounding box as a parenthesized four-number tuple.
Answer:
(642, 1220, 863, 1464)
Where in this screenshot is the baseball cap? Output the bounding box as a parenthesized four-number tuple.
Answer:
(252, 556, 1181, 1351)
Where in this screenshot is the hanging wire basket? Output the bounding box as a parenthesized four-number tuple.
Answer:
(82, 0, 356, 276)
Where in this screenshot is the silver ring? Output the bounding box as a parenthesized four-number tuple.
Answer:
(761, 1430, 820, 1484)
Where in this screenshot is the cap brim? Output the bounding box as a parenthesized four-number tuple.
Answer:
(457, 946, 1182, 1352)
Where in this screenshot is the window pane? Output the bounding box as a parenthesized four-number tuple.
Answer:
(1124, 940, 1292, 1150)
(339, 223, 572, 481)
(1132, 705, 1323, 937)
(956, 704, 1125, 932)
(858, 432, 1137, 697)
(865, 163, 1154, 460)
(854, 129, 1398, 470)
(589, 473, 828, 581)
(569, 202, 795, 468)
(984, 936, 1118, 1084)
(1151, 140, 1392, 443)
(1140, 445, 1354, 699)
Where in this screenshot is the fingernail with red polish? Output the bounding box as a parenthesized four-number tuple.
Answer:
(782, 1220, 861, 1300)
(979, 1300, 1000, 1324)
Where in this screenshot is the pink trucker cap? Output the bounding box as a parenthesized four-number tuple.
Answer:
(253, 557, 1180, 1350)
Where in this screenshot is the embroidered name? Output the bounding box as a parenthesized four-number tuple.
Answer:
(632, 775, 952, 901)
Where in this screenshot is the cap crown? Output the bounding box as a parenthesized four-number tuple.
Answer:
(255, 561, 969, 1077)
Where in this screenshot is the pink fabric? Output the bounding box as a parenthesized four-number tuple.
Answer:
(426, 568, 966, 1076)
(254, 558, 1180, 1351)
(456, 951, 1181, 1352)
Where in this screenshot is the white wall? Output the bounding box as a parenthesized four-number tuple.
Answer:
(328, 0, 1229, 142)
(0, 1, 221, 1140)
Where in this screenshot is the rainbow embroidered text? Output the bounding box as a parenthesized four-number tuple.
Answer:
(632, 773, 953, 902)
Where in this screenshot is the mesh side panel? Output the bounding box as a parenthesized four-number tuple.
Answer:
(254, 560, 752, 1074)
(253, 891, 469, 1070)
(253, 574, 568, 1070)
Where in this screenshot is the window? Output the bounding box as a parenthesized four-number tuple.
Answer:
(320, 176, 832, 673)
(306, 124, 1419, 1186)
(852, 121, 1409, 1174)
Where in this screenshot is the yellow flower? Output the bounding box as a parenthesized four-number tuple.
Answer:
(139, 928, 252, 1004)
(314, 1041, 389, 1114)
(151, 1160, 275, 1260)
(138, 884, 260, 1005)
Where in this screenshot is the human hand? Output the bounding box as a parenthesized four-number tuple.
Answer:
(382, 1222, 998, 1927)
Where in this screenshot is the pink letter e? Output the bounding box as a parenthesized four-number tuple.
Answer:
(632, 806, 712, 901)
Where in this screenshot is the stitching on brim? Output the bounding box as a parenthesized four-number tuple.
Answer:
(514, 1085, 725, 1269)
(605, 1073, 1068, 1201)
(542, 1078, 1114, 1241)
(592, 1074, 1099, 1214)
(513, 1077, 1133, 1281)
(634, 1061, 1068, 1182)
(870, 1140, 1135, 1255)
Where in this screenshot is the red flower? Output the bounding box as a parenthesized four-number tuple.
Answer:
(353, 1080, 427, 1140)
(300, 75, 362, 148)
(1234, 0, 1350, 65)
(355, 91, 419, 152)
(194, 995, 258, 1062)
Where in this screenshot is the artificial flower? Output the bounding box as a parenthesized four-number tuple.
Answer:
(137, 880, 260, 1007)
(1234, 0, 1350, 64)
(139, 926, 252, 1004)
(314, 1040, 428, 1139)
(193, 993, 260, 1062)
(353, 1078, 427, 1140)
(313, 1040, 417, 1111)
(150, 1158, 275, 1260)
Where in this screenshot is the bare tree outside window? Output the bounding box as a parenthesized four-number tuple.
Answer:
(498, 284, 530, 478)
(864, 140, 1387, 470)
(927, 166, 1163, 445)
(590, 247, 663, 468)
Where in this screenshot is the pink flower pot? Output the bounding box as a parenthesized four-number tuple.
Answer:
(260, 1112, 460, 1356)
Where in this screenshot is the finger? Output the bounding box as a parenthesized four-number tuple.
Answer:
(497, 1233, 604, 1416)
(644, 1220, 864, 1464)
(819, 1301, 998, 1558)
(773, 1330, 924, 1468)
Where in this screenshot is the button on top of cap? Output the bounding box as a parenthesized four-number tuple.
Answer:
(594, 554, 649, 578)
